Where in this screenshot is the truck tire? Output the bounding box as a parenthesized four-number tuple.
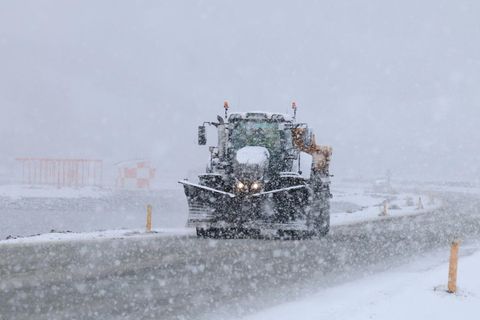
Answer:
(310, 198, 330, 237)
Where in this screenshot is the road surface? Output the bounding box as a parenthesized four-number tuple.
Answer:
(1, 192, 480, 320)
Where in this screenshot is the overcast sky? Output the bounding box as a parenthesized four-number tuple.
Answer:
(1, 0, 479, 184)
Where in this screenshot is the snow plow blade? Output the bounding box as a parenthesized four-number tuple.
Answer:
(179, 180, 329, 238)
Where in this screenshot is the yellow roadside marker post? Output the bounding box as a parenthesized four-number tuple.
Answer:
(379, 200, 388, 216)
(447, 240, 460, 293)
(383, 200, 388, 216)
(417, 197, 424, 210)
(146, 204, 152, 232)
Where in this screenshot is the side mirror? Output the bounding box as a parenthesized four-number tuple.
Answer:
(198, 126, 207, 145)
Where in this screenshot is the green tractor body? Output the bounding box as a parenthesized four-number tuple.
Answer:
(179, 111, 332, 238)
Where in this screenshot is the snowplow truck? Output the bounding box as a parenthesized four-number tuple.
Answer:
(179, 110, 332, 238)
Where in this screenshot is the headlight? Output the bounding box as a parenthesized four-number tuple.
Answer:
(235, 180, 262, 193)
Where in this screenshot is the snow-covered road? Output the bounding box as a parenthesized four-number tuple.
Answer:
(1, 192, 479, 320)
(242, 240, 480, 320)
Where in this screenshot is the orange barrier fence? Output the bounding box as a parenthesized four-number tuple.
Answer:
(16, 158, 103, 187)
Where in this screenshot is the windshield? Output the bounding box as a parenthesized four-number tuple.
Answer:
(230, 120, 281, 152)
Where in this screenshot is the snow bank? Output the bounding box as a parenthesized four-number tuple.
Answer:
(242, 243, 480, 320)
(0, 228, 194, 245)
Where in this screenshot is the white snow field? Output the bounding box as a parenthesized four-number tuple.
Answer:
(330, 184, 440, 226)
(241, 242, 480, 320)
(0, 185, 188, 239)
(0, 184, 112, 199)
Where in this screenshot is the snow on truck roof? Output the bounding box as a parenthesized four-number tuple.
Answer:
(228, 112, 293, 122)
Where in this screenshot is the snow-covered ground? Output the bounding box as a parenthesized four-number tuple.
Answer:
(1, 182, 478, 320)
(241, 241, 480, 320)
(419, 184, 480, 196)
(0, 182, 439, 244)
(331, 185, 440, 226)
(0, 184, 112, 199)
(0, 228, 194, 244)
(0, 185, 187, 239)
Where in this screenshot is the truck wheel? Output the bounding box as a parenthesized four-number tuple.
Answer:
(315, 212, 330, 236)
(196, 227, 222, 238)
(312, 203, 330, 237)
(277, 230, 312, 240)
(196, 227, 207, 237)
